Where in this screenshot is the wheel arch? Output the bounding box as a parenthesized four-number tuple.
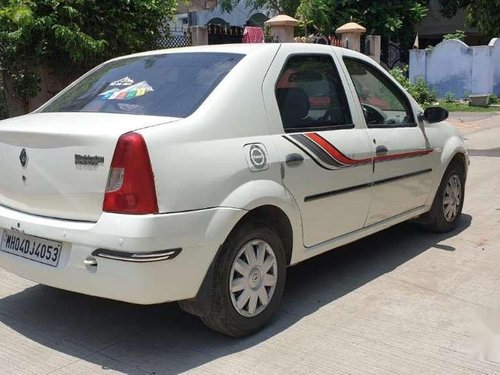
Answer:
(419, 149, 467, 231)
(217, 179, 303, 264)
(229, 204, 294, 266)
(447, 151, 468, 174)
(440, 135, 469, 177)
(425, 136, 468, 208)
(427, 136, 469, 201)
(179, 181, 303, 318)
(179, 204, 297, 318)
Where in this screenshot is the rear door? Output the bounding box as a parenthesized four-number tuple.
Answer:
(264, 45, 374, 247)
(339, 55, 435, 226)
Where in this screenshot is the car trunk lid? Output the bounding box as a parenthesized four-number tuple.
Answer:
(0, 112, 178, 221)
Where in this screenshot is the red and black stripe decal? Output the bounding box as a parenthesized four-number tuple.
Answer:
(373, 148, 434, 162)
(288, 134, 344, 168)
(285, 132, 433, 170)
(305, 132, 372, 166)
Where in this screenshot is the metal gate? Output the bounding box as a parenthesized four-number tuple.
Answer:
(158, 34, 192, 49)
(381, 42, 408, 69)
(157, 27, 192, 49)
(208, 24, 243, 45)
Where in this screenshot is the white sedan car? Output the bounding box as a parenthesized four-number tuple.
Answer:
(0, 44, 467, 336)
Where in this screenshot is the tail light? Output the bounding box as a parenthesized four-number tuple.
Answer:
(103, 132, 158, 214)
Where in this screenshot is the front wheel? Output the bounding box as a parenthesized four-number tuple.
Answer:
(422, 161, 465, 232)
(201, 221, 286, 337)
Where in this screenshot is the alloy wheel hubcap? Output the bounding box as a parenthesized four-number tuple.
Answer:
(443, 173, 462, 222)
(229, 239, 278, 318)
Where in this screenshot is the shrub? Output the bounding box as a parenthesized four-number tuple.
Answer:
(390, 66, 411, 91)
(489, 94, 498, 105)
(411, 78, 438, 107)
(443, 30, 466, 41)
(445, 91, 456, 102)
(390, 65, 437, 107)
(0, 0, 176, 114)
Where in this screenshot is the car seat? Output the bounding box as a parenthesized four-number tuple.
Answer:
(276, 87, 310, 129)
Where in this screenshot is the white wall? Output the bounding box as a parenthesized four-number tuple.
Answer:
(410, 38, 500, 98)
(472, 45, 493, 95)
(492, 38, 500, 95)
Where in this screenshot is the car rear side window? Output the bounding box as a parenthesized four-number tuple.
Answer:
(275, 54, 353, 133)
(41, 53, 244, 118)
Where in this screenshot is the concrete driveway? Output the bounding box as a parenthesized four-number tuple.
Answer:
(1, 116, 500, 374)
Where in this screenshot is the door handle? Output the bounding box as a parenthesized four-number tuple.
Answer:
(376, 145, 388, 155)
(285, 153, 304, 166)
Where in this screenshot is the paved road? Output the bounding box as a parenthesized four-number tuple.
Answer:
(1, 118, 500, 374)
(448, 112, 500, 135)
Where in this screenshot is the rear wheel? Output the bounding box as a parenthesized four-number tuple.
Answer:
(422, 161, 465, 232)
(201, 221, 286, 337)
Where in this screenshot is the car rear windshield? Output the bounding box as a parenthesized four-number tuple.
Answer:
(40, 52, 245, 118)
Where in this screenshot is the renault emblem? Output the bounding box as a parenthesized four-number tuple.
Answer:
(19, 148, 28, 167)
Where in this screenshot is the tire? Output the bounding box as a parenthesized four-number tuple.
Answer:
(421, 161, 465, 233)
(200, 220, 287, 337)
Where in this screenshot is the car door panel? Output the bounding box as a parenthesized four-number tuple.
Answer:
(339, 55, 435, 226)
(263, 45, 374, 247)
(364, 128, 435, 224)
(280, 129, 373, 246)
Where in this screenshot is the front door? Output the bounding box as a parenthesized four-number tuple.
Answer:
(341, 56, 435, 226)
(264, 46, 374, 247)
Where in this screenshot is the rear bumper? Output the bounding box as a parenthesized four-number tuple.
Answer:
(0, 205, 245, 304)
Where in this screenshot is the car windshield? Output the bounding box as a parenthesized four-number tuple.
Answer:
(40, 52, 245, 118)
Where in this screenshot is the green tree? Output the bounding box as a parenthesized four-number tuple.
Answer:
(0, 0, 176, 113)
(324, 0, 428, 50)
(295, 0, 331, 35)
(442, 30, 466, 41)
(439, 0, 500, 37)
(218, 0, 297, 15)
(219, 0, 427, 49)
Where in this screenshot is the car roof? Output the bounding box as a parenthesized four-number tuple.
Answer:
(108, 43, 356, 62)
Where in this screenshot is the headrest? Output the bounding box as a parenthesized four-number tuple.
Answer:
(276, 87, 310, 128)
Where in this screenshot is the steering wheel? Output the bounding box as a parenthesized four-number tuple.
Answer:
(362, 103, 387, 125)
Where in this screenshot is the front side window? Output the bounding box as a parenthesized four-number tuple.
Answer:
(275, 55, 352, 132)
(41, 53, 244, 118)
(344, 58, 415, 127)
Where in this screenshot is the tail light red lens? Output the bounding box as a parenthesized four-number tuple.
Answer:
(103, 132, 159, 214)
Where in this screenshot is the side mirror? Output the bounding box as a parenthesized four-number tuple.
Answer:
(423, 106, 449, 124)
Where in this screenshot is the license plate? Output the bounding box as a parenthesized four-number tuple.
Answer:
(0, 229, 62, 267)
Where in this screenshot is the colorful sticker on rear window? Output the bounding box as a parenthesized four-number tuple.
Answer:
(99, 81, 154, 101)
